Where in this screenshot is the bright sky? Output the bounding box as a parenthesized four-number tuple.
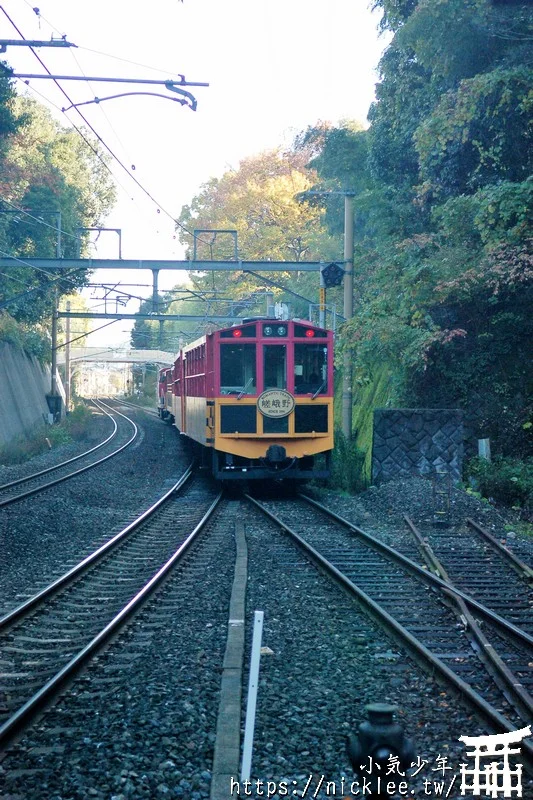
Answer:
(2, 0, 389, 346)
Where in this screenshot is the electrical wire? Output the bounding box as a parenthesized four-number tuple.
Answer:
(0, 283, 51, 311)
(7, 67, 135, 201)
(0, 257, 88, 310)
(3, 66, 167, 259)
(0, 193, 93, 244)
(0, 268, 31, 288)
(1, 6, 209, 246)
(68, 46, 137, 178)
(21, 3, 194, 79)
(1, 9, 163, 218)
(0, 247, 91, 290)
(77, 45, 195, 79)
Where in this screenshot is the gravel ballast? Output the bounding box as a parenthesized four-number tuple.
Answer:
(1, 503, 237, 800)
(315, 476, 533, 565)
(241, 500, 502, 800)
(0, 405, 190, 616)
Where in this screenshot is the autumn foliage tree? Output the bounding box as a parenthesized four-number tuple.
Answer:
(175, 148, 339, 320)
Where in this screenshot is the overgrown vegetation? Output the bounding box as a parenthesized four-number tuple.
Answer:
(303, 0, 532, 477)
(0, 313, 50, 362)
(467, 456, 533, 519)
(0, 402, 93, 465)
(328, 430, 367, 494)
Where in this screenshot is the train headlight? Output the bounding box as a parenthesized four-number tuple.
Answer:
(305, 329, 315, 338)
(264, 326, 273, 336)
(232, 329, 243, 338)
(277, 325, 287, 336)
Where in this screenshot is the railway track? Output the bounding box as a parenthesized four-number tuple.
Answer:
(0, 400, 138, 508)
(403, 516, 533, 632)
(0, 467, 221, 749)
(246, 493, 533, 768)
(107, 397, 160, 417)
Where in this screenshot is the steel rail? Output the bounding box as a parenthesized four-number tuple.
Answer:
(0, 465, 194, 630)
(404, 515, 533, 723)
(0, 399, 118, 492)
(467, 517, 533, 583)
(245, 495, 533, 770)
(0, 489, 223, 750)
(106, 398, 159, 417)
(299, 493, 533, 650)
(0, 400, 138, 507)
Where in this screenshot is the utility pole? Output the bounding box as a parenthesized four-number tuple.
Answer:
(51, 291, 58, 397)
(303, 190, 355, 439)
(65, 300, 71, 412)
(342, 194, 355, 440)
(151, 269, 165, 349)
(319, 270, 326, 328)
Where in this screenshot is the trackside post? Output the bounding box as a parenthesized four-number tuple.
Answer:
(240, 610, 264, 783)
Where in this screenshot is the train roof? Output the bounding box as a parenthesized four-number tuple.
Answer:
(175, 318, 331, 357)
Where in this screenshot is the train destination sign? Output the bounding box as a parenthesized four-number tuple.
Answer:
(257, 390, 295, 418)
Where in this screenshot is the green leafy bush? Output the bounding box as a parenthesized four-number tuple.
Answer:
(328, 429, 367, 493)
(63, 402, 92, 439)
(467, 456, 533, 514)
(0, 312, 51, 362)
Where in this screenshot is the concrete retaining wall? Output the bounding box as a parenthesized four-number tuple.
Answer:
(372, 408, 464, 484)
(0, 342, 56, 448)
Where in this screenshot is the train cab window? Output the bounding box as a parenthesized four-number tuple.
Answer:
(294, 344, 328, 394)
(263, 345, 286, 390)
(220, 344, 256, 395)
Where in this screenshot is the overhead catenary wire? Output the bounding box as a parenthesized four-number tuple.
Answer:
(0, 247, 98, 313)
(21, 3, 195, 80)
(0, 194, 97, 246)
(0, 264, 84, 311)
(12, 76, 137, 202)
(77, 45, 196, 80)
(67, 45, 138, 181)
(0, 6, 210, 247)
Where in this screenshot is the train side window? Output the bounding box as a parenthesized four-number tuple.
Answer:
(220, 344, 256, 395)
(294, 344, 328, 394)
(263, 345, 286, 390)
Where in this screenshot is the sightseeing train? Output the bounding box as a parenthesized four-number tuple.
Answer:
(157, 318, 334, 481)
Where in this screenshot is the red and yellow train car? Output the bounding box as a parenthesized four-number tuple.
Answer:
(158, 318, 334, 480)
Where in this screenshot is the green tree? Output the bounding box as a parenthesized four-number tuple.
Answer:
(0, 95, 116, 327)
(307, 0, 533, 461)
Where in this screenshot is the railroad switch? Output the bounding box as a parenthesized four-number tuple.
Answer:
(347, 703, 415, 798)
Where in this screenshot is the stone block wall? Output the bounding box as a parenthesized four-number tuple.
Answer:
(372, 408, 464, 484)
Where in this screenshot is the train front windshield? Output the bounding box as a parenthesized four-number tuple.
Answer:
(220, 343, 256, 395)
(263, 345, 287, 390)
(294, 344, 328, 394)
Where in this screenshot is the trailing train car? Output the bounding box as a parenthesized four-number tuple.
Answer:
(157, 366, 173, 420)
(158, 318, 334, 481)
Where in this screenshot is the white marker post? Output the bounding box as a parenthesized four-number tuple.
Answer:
(240, 610, 264, 783)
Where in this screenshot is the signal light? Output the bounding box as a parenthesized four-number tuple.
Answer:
(232, 329, 242, 338)
(305, 329, 315, 338)
(320, 262, 345, 288)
